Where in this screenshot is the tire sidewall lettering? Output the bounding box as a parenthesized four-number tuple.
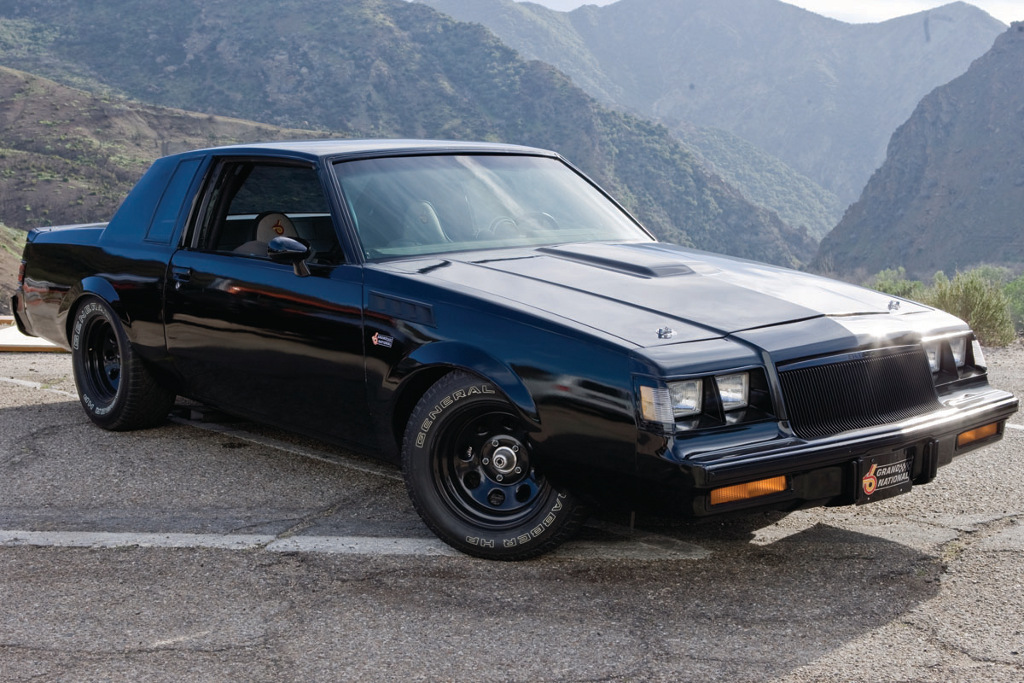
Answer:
(72, 300, 120, 417)
(71, 301, 104, 352)
(415, 384, 494, 449)
(468, 493, 566, 549)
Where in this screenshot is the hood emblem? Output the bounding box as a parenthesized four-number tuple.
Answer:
(657, 326, 676, 340)
(888, 299, 901, 313)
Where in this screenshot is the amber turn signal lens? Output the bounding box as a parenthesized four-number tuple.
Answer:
(710, 476, 788, 506)
(957, 422, 999, 448)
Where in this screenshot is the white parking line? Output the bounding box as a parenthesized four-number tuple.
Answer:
(269, 535, 459, 556)
(0, 530, 276, 551)
(0, 376, 76, 398)
(1006, 423, 1024, 431)
(0, 529, 708, 560)
(0, 530, 454, 555)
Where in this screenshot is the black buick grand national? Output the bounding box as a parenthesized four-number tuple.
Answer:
(12, 140, 1017, 559)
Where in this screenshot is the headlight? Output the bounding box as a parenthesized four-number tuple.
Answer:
(715, 372, 749, 411)
(636, 368, 771, 432)
(922, 333, 982, 384)
(669, 379, 702, 417)
(923, 339, 941, 373)
(923, 334, 971, 374)
(949, 336, 967, 368)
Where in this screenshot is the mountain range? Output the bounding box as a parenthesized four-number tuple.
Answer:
(815, 23, 1024, 279)
(420, 0, 1005, 205)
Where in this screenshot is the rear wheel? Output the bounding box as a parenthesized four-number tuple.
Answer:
(402, 372, 587, 560)
(70, 296, 175, 430)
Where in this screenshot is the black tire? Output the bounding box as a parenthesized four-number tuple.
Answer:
(402, 371, 587, 560)
(70, 296, 175, 431)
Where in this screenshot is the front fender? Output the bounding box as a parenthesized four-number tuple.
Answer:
(399, 341, 539, 420)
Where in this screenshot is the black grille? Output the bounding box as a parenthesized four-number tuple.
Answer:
(778, 347, 940, 440)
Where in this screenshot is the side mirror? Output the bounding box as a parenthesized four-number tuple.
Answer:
(268, 236, 312, 277)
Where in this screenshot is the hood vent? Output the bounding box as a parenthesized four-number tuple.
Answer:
(538, 244, 693, 278)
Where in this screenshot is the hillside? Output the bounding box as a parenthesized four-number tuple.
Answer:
(673, 122, 844, 240)
(0, 65, 329, 312)
(0, 224, 24, 309)
(814, 24, 1024, 280)
(0, 66, 323, 232)
(0, 0, 814, 267)
(422, 0, 1005, 204)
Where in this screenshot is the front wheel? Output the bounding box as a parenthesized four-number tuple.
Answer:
(70, 296, 175, 431)
(402, 372, 587, 560)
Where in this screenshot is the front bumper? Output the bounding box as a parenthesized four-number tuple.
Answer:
(667, 383, 1018, 516)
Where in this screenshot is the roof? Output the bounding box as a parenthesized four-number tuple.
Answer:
(176, 139, 556, 163)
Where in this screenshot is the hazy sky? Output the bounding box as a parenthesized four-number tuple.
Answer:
(525, 0, 1022, 25)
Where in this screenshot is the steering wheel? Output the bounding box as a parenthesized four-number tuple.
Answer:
(486, 215, 519, 237)
(485, 212, 559, 238)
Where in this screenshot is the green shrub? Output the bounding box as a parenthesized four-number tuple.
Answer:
(923, 270, 1015, 346)
(865, 265, 1017, 346)
(866, 267, 926, 301)
(968, 264, 1011, 286)
(1003, 274, 1024, 334)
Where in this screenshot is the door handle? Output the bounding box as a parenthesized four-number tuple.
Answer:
(171, 266, 192, 289)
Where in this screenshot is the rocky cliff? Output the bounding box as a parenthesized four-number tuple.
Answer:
(815, 24, 1024, 280)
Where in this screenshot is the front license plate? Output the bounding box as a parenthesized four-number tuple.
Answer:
(856, 449, 914, 504)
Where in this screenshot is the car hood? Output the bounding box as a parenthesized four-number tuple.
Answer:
(388, 242, 931, 347)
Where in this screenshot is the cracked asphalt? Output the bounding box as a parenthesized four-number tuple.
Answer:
(1, 348, 1022, 682)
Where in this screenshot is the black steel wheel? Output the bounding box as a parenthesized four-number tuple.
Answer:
(70, 296, 175, 431)
(402, 372, 586, 560)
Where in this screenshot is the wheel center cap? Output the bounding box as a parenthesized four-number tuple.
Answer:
(490, 445, 518, 474)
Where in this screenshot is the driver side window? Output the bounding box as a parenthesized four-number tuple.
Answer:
(194, 160, 344, 265)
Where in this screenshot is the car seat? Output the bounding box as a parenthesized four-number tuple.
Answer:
(234, 212, 299, 256)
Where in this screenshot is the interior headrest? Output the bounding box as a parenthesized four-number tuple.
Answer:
(255, 212, 297, 242)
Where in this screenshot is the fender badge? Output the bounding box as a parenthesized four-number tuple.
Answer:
(371, 332, 394, 348)
(888, 299, 901, 312)
(657, 326, 676, 340)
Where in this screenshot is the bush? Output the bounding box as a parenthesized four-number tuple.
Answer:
(966, 264, 1011, 287)
(923, 271, 1015, 346)
(866, 267, 926, 301)
(1003, 274, 1024, 334)
(865, 266, 1017, 346)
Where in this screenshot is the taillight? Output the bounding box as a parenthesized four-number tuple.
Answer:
(17, 261, 26, 287)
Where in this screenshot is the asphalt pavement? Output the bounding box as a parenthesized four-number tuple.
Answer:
(1, 349, 1022, 681)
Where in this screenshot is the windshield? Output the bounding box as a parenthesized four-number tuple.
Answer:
(333, 154, 652, 260)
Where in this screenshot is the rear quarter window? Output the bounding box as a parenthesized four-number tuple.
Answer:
(145, 158, 202, 245)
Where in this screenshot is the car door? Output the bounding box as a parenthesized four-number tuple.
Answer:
(164, 158, 373, 448)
